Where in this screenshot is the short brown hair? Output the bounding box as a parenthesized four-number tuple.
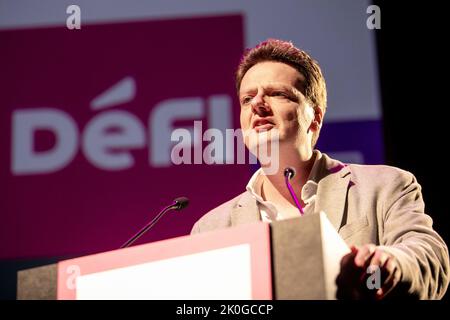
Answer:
(235, 39, 327, 146)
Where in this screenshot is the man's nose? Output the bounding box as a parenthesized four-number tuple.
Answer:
(250, 94, 271, 115)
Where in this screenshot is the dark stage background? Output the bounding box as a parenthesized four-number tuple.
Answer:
(375, 1, 449, 300)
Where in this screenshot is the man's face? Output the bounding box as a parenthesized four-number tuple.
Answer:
(239, 61, 317, 154)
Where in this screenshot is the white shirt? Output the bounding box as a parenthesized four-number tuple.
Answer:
(246, 150, 323, 222)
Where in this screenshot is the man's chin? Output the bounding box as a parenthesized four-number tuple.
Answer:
(244, 128, 281, 141)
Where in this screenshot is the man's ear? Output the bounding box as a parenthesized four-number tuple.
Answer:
(311, 106, 323, 132)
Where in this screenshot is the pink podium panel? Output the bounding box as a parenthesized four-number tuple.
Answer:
(57, 222, 272, 299)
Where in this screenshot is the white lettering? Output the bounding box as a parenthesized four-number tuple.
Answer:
(366, 265, 381, 290)
(66, 264, 81, 290)
(12, 109, 78, 175)
(170, 129, 192, 165)
(66, 5, 81, 30)
(149, 98, 203, 167)
(366, 5, 381, 30)
(11, 95, 239, 174)
(83, 111, 145, 170)
(203, 128, 223, 165)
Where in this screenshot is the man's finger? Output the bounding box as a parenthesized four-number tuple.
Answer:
(376, 259, 401, 299)
(366, 249, 388, 270)
(358, 250, 377, 283)
(354, 244, 376, 267)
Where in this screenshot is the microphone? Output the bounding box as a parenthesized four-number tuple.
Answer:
(120, 197, 190, 249)
(283, 167, 304, 215)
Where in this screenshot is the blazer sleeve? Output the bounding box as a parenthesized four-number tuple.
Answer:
(190, 220, 201, 235)
(378, 170, 449, 299)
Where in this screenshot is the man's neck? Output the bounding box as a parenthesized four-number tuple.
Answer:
(260, 148, 316, 208)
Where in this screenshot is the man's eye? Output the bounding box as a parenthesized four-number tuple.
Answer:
(273, 91, 298, 102)
(273, 91, 287, 97)
(242, 97, 252, 104)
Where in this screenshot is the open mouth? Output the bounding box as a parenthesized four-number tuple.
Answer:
(252, 119, 275, 132)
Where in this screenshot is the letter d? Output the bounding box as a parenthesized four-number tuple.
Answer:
(12, 108, 78, 175)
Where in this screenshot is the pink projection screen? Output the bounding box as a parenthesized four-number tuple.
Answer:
(0, 15, 251, 259)
(1, 1, 384, 261)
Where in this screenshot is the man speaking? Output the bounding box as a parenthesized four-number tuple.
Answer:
(191, 39, 449, 299)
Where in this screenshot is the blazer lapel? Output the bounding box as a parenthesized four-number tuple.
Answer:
(315, 154, 351, 231)
(228, 153, 351, 230)
(230, 192, 261, 226)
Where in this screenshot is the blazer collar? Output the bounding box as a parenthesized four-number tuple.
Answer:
(231, 191, 261, 226)
(230, 152, 352, 230)
(314, 153, 351, 231)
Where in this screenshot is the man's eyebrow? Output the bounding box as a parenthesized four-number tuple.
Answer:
(266, 84, 292, 92)
(239, 88, 256, 96)
(265, 85, 302, 98)
(239, 84, 293, 96)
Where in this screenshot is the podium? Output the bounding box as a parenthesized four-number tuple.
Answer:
(17, 212, 350, 300)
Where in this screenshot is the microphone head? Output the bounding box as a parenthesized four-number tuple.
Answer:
(284, 167, 296, 180)
(173, 197, 189, 211)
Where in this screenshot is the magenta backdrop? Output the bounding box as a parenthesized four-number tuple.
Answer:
(0, 15, 251, 259)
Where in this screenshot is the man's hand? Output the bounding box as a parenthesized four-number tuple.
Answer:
(336, 244, 402, 300)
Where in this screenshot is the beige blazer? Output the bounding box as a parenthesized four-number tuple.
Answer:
(191, 153, 449, 299)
